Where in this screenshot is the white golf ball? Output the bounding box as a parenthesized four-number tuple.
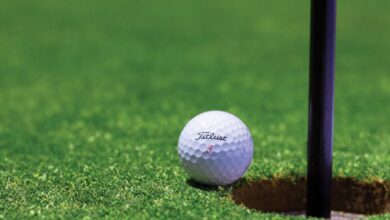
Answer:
(178, 110, 253, 186)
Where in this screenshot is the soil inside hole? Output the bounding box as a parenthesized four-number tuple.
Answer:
(232, 177, 389, 216)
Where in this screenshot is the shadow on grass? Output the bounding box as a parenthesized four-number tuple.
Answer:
(186, 179, 221, 191)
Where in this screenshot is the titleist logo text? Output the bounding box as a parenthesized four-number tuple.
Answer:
(195, 132, 227, 141)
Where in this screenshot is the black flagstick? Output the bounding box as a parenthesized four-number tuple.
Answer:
(306, 0, 336, 218)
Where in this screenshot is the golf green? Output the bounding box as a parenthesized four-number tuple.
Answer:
(0, 0, 389, 219)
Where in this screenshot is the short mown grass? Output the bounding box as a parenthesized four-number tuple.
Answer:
(0, 0, 389, 219)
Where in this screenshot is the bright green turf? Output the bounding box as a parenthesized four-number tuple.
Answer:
(0, 0, 389, 219)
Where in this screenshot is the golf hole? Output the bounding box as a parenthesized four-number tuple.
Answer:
(231, 177, 389, 217)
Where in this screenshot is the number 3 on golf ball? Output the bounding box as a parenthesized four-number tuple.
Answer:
(178, 111, 254, 186)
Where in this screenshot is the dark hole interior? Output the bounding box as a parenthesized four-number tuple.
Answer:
(232, 177, 389, 216)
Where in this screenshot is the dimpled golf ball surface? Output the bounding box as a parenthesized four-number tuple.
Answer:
(178, 111, 253, 186)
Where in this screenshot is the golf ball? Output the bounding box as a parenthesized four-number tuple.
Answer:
(178, 110, 253, 186)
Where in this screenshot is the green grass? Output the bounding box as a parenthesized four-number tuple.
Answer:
(0, 0, 389, 219)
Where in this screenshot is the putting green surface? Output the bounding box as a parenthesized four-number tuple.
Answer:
(0, 0, 389, 219)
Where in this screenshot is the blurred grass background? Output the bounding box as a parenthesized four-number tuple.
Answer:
(0, 0, 389, 219)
